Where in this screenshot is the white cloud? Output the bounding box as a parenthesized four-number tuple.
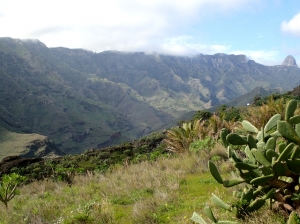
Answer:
(281, 13, 300, 36)
(0, 0, 196, 50)
(230, 50, 280, 65)
(0, 0, 262, 56)
(133, 36, 232, 56)
(0, 0, 284, 66)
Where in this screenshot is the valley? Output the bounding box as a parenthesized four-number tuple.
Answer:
(0, 37, 300, 155)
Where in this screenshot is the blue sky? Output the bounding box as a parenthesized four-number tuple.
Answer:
(0, 0, 300, 65)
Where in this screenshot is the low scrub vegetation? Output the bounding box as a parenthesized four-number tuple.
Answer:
(0, 152, 285, 223)
(1, 94, 300, 223)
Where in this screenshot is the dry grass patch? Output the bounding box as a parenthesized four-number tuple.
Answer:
(0, 152, 287, 223)
(0, 153, 208, 223)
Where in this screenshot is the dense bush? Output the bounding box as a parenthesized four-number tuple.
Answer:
(216, 105, 241, 121)
(193, 110, 213, 121)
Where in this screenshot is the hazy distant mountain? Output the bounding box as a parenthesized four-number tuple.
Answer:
(0, 37, 300, 154)
(220, 87, 281, 108)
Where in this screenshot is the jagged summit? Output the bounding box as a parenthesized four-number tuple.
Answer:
(282, 55, 298, 67)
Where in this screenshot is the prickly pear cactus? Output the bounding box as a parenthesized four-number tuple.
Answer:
(195, 99, 300, 223)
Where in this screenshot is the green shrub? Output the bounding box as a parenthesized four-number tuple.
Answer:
(189, 137, 215, 154)
(216, 105, 241, 121)
(0, 173, 26, 209)
(193, 110, 213, 121)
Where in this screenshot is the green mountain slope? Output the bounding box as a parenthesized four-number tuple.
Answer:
(0, 37, 300, 154)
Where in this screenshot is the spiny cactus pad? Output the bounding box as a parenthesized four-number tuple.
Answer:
(201, 99, 300, 222)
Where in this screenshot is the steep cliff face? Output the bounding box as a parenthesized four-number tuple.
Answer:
(0, 37, 300, 154)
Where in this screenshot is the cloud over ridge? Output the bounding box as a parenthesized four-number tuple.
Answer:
(0, 0, 296, 65)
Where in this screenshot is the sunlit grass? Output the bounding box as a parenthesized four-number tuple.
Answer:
(0, 152, 285, 223)
(0, 127, 48, 160)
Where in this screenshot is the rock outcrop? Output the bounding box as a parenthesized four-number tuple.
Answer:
(282, 55, 298, 67)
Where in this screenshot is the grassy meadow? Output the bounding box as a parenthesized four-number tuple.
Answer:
(0, 151, 285, 223)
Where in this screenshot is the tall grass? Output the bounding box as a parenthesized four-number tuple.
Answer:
(0, 153, 208, 223)
(0, 153, 285, 223)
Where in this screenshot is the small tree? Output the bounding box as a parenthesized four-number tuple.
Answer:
(0, 173, 26, 209)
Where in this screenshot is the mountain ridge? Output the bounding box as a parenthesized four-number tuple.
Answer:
(1, 37, 300, 154)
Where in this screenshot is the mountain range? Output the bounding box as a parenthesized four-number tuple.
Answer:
(0, 37, 300, 155)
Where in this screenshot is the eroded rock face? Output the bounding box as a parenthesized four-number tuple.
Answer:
(282, 55, 298, 67)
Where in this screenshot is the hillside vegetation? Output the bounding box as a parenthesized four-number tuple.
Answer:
(0, 153, 284, 224)
(1, 93, 300, 223)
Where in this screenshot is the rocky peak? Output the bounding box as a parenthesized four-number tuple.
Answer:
(282, 55, 298, 67)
